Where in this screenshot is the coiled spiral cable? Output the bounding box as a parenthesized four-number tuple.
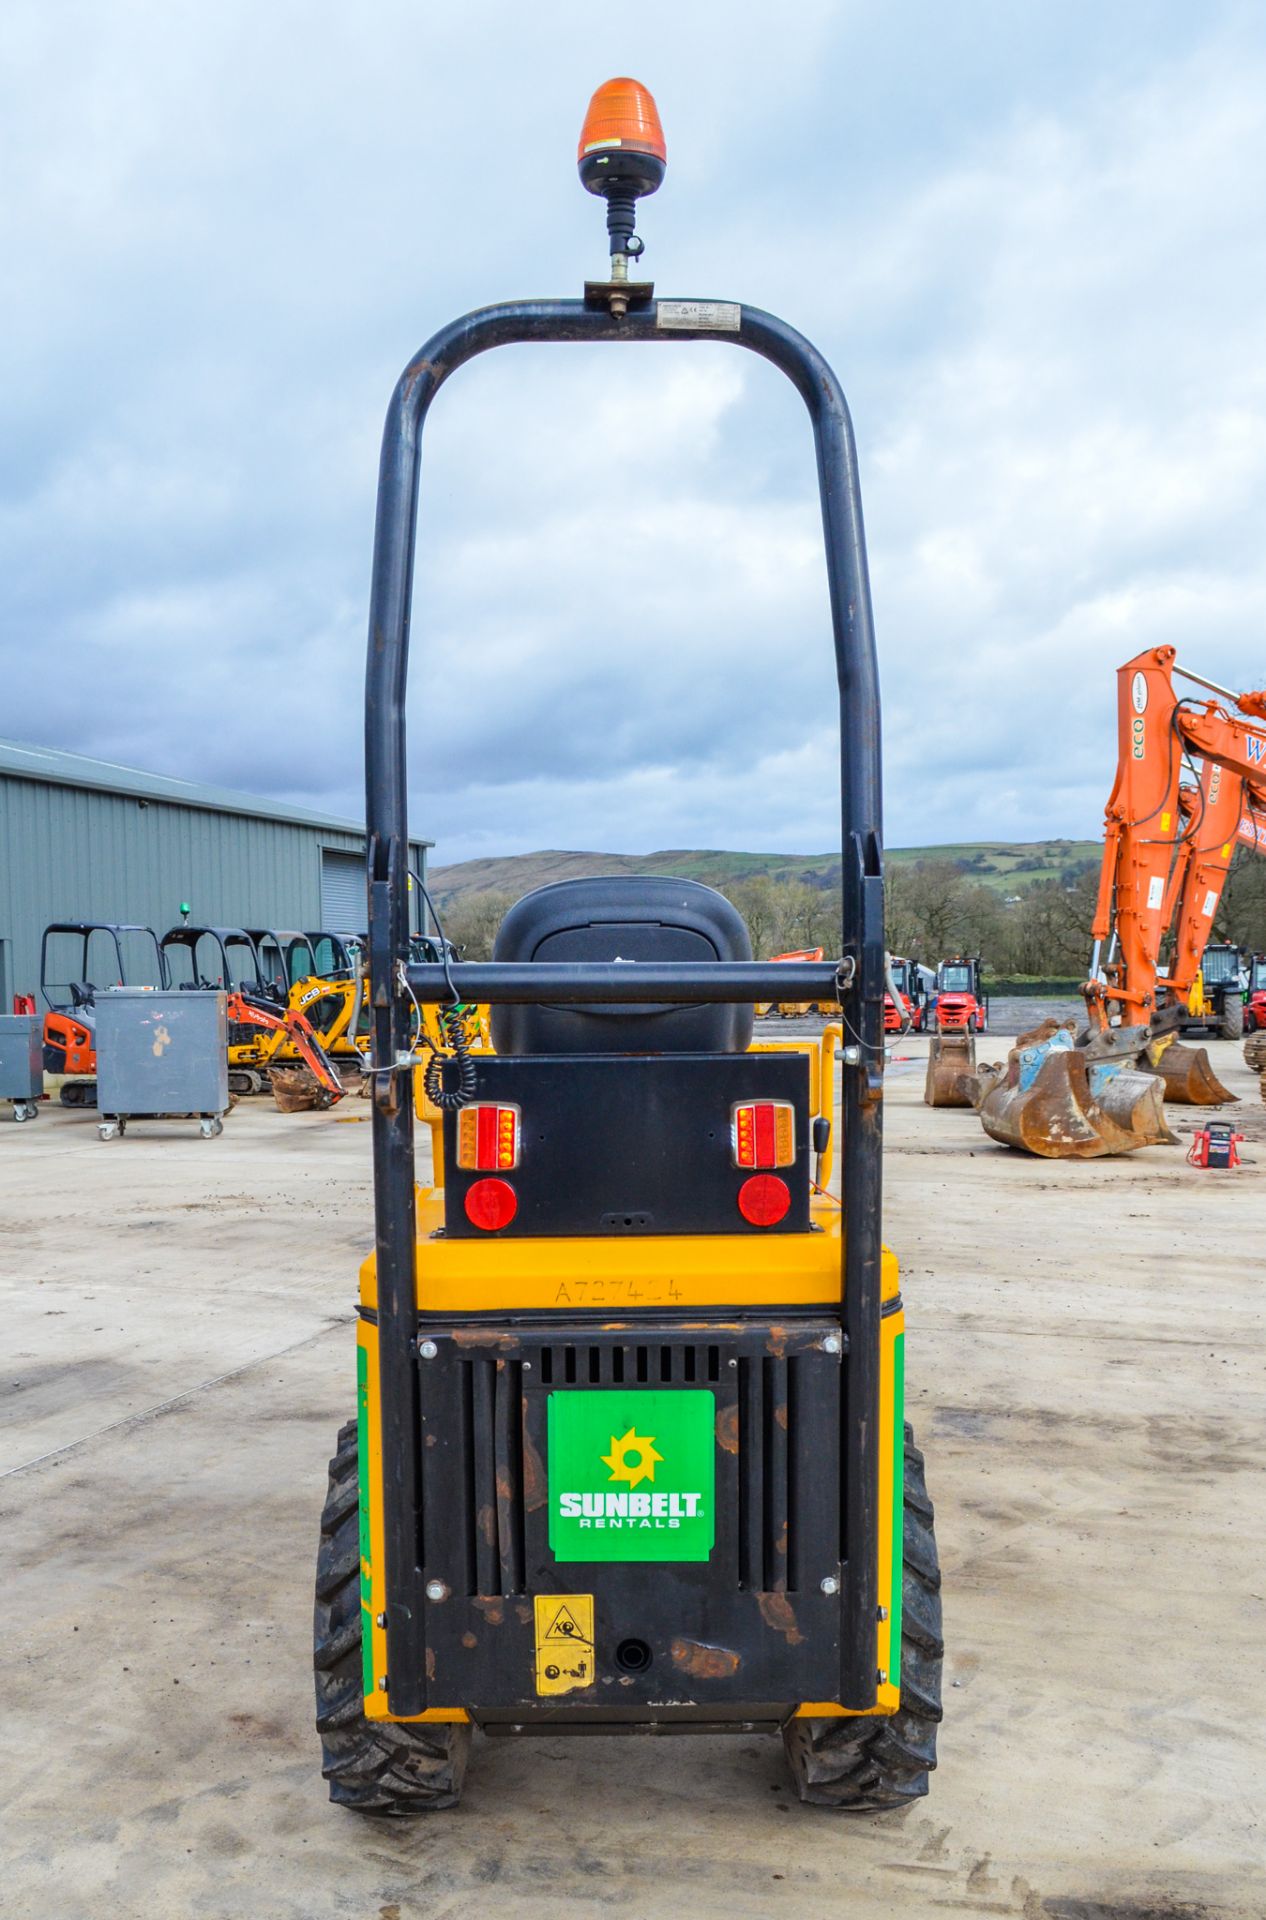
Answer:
(422, 1004, 478, 1111)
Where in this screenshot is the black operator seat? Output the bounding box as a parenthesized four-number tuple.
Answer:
(489, 877, 754, 1056)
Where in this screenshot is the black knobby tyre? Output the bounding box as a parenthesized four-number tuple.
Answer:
(315, 1417, 471, 1813)
(783, 1422, 943, 1810)
(1219, 994, 1245, 1041)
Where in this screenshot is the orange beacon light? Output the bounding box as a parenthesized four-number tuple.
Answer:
(577, 78, 666, 261)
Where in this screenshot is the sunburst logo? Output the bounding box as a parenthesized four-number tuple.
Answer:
(601, 1426, 663, 1490)
(549, 1391, 714, 1561)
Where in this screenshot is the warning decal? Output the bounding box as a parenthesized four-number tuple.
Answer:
(533, 1592, 595, 1697)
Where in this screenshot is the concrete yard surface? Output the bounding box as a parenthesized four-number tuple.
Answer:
(2, 1042, 1263, 1919)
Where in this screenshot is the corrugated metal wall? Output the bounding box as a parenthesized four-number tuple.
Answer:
(320, 850, 367, 930)
(0, 773, 427, 1001)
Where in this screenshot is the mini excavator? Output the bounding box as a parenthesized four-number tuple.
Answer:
(39, 922, 167, 1107)
(224, 988, 346, 1106)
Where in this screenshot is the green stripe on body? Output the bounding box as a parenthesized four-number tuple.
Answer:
(889, 1329, 905, 1690)
(357, 1342, 374, 1697)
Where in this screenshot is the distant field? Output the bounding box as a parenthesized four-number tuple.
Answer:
(887, 840, 1100, 891)
(430, 840, 1100, 905)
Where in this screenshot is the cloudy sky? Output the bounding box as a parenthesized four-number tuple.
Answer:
(4, 2, 1265, 866)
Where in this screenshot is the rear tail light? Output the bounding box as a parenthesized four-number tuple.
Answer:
(732, 1100, 795, 1169)
(737, 1174, 791, 1227)
(457, 1103, 520, 1171)
(464, 1177, 518, 1231)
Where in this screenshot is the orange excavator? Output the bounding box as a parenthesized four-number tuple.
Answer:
(223, 988, 346, 1107)
(977, 645, 1266, 1156)
(1082, 649, 1266, 1068)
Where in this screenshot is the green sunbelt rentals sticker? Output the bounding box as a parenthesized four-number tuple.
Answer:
(548, 1389, 716, 1563)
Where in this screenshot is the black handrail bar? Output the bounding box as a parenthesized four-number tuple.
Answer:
(403, 960, 847, 1004)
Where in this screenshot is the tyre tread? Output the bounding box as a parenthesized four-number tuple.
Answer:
(314, 1423, 470, 1814)
(783, 1426, 943, 1811)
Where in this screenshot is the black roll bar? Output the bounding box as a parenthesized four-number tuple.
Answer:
(364, 297, 885, 1715)
(403, 960, 847, 1005)
(40, 921, 170, 1011)
(159, 925, 233, 988)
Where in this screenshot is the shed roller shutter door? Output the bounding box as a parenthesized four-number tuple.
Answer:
(320, 851, 366, 931)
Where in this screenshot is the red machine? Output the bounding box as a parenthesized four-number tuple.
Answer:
(1245, 954, 1266, 1033)
(930, 958, 987, 1033)
(883, 955, 928, 1033)
(1186, 1123, 1244, 1169)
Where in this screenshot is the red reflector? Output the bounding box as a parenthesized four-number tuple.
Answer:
(737, 1173, 790, 1227)
(464, 1177, 518, 1231)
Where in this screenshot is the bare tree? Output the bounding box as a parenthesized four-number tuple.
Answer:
(440, 890, 514, 962)
(883, 865, 927, 957)
(1217, 844, 1266, 951)
(1001, 871, 1097, 977)
(772, 881, 840, 954)
(727, 876, 782, 959)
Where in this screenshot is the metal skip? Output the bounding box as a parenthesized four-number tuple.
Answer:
(924, 1032, 978, 1108)
(976, 1021, 1176, 1158)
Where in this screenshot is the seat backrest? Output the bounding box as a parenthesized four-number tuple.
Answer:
(489, 876, 754, 1055)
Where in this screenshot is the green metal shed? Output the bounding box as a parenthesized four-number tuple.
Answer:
(0, 738, 430, 1004)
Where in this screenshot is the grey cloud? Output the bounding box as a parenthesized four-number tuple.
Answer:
(3, 1, 1264, 865)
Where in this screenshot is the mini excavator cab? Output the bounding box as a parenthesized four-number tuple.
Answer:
(39, 922, 167, 1104)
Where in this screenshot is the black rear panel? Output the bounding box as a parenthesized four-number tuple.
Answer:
(400, 1319, 848, 1719)
(440, 1052, 812, 1238)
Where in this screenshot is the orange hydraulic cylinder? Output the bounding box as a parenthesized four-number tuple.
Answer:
(1167, 758, 1243, 997)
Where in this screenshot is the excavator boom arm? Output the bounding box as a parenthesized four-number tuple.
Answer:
(980, 648, 1266, 1159)
(1086, 646, 1266, 1024)
(1086, 648, 1188, 1022)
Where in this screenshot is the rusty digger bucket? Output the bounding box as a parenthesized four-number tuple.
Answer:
(975, 1020, 1177, 1159)
(1143, 1032, 1236, 1106)
(924, 1031, 978, 1108)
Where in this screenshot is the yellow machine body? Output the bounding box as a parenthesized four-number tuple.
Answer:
(354, 1025, 905, 1728)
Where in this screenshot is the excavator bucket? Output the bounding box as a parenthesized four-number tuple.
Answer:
(271, 1063, 338, 1112)
(976, 1021, 1176, 1158)
(1145, 1034, 1236, 1106)
(924, 1031, 977, 1108)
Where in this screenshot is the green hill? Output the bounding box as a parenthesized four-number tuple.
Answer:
(430, 840, 1100, 905)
